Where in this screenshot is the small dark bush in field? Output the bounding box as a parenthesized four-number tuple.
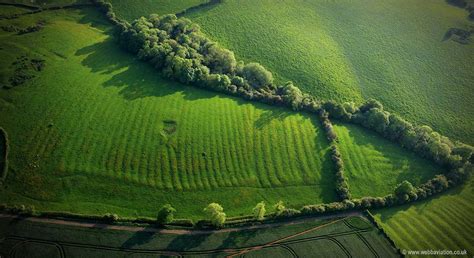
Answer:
(6, 56, 45, 88)
(17, 20, 45, 35)
(1, 25, 20, 32)
(9, 71, 34, 87)
(157, 204, 176, 225)
(103, 213, 119, 223)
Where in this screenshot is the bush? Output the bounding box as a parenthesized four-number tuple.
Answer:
(204, 203, 226, 228)
(273, 201, 285, 217)
(103, 213, 119, 223)
(157, 204, 176, 225)
(252, 202, 266, 221)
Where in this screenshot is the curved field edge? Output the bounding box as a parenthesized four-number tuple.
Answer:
(372, 177, 474, 255)
(333, 123, 444, 198)
(184, 0, 474, 145)
(0, 7, 337, 219)
(0, 215, 399, 257)
(0, 127, 8, 183)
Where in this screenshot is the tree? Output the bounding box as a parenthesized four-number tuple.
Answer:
(204, 203, 226, 227)
(395, 180, 415, 202)
(205, 45, 237, 74)
(157, 204, 176, 225)
(253, 201, 266, 220)
(242, 62, 273, 89)
(281, 81, 303, 110)
(359, 99, 383, 113)
(273, 201, 285, 216)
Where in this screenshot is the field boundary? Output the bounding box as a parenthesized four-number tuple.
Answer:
(0, 2, 93, 19)
(1, 214, 396, 257)
(364, 210, 402, 256)
(0, 127, 8, 185)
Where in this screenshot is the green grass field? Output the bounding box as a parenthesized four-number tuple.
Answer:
(0, 215, 399, 257)
(0, 7, 338, 219)
(373, 177, 474, 255)
(0, 0, 88, 7)
(183, 0, 474, 145)
(333, 123, 443, 198)
(106, 0, 208, 21)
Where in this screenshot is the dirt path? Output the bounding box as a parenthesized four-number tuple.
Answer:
(0, 211, 362, 235)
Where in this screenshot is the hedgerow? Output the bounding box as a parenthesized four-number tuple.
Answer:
(2, 0, 466, 228)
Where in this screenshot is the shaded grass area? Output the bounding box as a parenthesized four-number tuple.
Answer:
(106, 0, 208, 21)
(373, 178, 474, 255)
(0, 7, 336, 219)
(333, 123, 444, 198)
(185, 0, 474, 145)
(0, 128, 7, 183)
(0, 216, 398, 257)
(0, 0, 88, 8)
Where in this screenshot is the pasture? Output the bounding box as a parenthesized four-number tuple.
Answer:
(106, 0, 208, 20)
(184, 0, 474, 145)
(0, 7, 336, 219)
(0, 215, 399, 257)
(333, 123, 443, 198)
(373, 177, 474, 255)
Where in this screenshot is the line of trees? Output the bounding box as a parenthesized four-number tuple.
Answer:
(85, 0, 473, 225)
(319, 110, 351, 201)
(90, 0, 323, 112)
(323, 99, 473, 171)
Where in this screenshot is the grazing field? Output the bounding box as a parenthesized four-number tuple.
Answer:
(106, 0, 208, 21)
(184, 0, 474, 145)
(0, 215, 399, 257)
(333, 123, 443, 198)
(0, 7, 337, 219)
(373, 178, 474, 255)
(0, 0, 89, 7)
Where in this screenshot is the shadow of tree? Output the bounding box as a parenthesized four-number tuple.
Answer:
(121, 227, 157, 249)
(254, 108, 292, 130)
(165, 233, 210, 252)
(216, 227, 260, 251)
(339, 123, 445, 192)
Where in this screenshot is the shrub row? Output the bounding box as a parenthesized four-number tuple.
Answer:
(324, 99, 474, 170)
(319, 110, 351, 201)
(88, 3, 325, 113)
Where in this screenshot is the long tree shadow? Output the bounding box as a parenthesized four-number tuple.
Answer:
(254, 108, 292, 130)
(311, 116, 339, 204)
(121, 227, 157, 249)
(216, 227, 260, 251)
(165, 233, 211, 252)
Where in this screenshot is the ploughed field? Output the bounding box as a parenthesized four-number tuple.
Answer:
(333, 123, 443, 198)
(0, 215, 399, 257)
(0, 7, 338, 219)
(373, 177, 474, 255)
(0, 0, 472, 255)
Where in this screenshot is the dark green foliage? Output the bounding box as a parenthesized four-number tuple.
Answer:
(103, 213, 119, 223)
(5, 56, 45, 88)
(157, 204, 176, 225)
(394, 180, 415, 202)
(319, 110, 351, 201)
(241, 62, 273, 89)
(328, 99, 474, 170)
(17, 20, 45, 35)
(115, 13, 322, 111)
